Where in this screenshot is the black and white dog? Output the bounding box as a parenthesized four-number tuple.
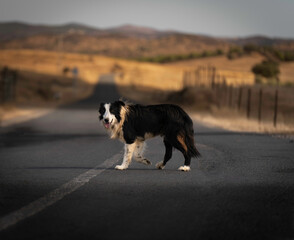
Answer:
(99, 101, 200, 171)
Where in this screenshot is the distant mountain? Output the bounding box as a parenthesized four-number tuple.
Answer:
(228, 35, 294, 48)
(106, 24, 174, 38)
(0, 22, 170, 41)
(0, 22, 293, 58)
(0, 22, 103, 41)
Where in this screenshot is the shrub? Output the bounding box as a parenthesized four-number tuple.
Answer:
(252, 60, 280, 80)
(136, 49, 223, 63)
(284, 51, 294, 61)
(227, 47, 243, 59)
(243, 44, 259, 53)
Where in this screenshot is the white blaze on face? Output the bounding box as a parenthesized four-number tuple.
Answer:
(103, 103, 116, 129)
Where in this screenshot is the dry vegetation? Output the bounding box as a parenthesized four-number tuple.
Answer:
(1, 32, 229, 59)
(0, 49, 196, 91)
(166, 53, 294, 85)
(1, 49, 293, 133)
(1, 49, 293, 94)
(0, 49, 116, 84)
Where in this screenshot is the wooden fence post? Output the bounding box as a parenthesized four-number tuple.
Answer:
(273, 89, 278, 127)
(211, 67, 216, 89)
(247, 88, 251, 119)
(258, 88, 263, 123)
(238, 87, 243, 111)
(228, 86, 233, 107)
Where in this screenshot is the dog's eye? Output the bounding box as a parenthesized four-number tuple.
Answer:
(109, 106, 116, 113)
(99, 108, 105, 114)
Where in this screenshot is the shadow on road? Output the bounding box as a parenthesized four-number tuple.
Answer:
(68, 74, 122, 109)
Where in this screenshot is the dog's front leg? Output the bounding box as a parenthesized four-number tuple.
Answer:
(115, 143, 136, 170)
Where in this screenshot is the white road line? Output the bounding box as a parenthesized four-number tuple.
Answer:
(0, 152, 121, 232)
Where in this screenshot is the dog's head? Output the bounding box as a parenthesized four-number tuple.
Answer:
(99, 101, 126, 129)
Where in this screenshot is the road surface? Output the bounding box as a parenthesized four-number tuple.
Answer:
(0, 74, 294, 240)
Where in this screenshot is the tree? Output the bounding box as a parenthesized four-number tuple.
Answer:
(252, 61, 280, 80)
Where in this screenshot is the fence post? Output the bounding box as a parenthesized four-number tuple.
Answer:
(228, 86, 233, 107)
(205, 65, 208, 84)
(247, 88, 251, 119)
(200, 66, 203, 86)
(273, 89, 278, 127)
(238, 87, 243, 111)
(211, 67, 216, 89)
(258, 88, 263, 123)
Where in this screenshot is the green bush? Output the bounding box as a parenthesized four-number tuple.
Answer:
(252, 60, 280, 80)
(136, 50, 223, 63)
(284, 51, 294, 61)
(243, 44, 259, 53)
(227, 47, 244, 59)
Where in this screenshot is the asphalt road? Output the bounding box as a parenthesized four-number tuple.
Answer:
(0, 74, 294, 240)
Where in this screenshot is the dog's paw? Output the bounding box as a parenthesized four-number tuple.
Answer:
(156, 161, 165, 170)
(178, 165, 191, 172)
(142, 158, 151, 165)
(134, 157, 151, 165)
(115, 165, 127, 170)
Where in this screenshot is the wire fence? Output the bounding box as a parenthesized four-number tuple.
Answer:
(183, 66, 294, 128)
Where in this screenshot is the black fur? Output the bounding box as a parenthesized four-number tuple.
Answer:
(110, 101, 125, 123)
(99, 102, 201, 169)
(98, 103, 105, 120)
(99, 101, 125, 121)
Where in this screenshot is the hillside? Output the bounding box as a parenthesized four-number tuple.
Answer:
(0, 22, 229, 58)
(1, 22, 293, 59)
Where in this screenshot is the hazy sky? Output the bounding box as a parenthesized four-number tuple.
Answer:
(0, 0, 293, 38)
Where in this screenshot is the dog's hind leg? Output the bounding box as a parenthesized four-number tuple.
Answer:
(178, 155, 191, 172)
(134, 141, 151, 165)
(115, 143, 136, 170)
(166, 133, 191, 172)
(156, 139, 173, 170)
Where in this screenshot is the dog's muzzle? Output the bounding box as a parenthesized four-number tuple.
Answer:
(103, 118, 111, 129)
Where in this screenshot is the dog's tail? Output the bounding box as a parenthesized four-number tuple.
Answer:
(183, 123, 201, 158)
(185, 134, 201, 158)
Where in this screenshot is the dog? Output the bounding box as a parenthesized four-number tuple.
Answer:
(98, 100, 200, 171)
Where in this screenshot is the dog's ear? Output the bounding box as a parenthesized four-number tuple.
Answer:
(114, 100, 125, 107)
(99, 102, 105, 113)
(98, 103, 105, 120)
(99, 102, 105, 110)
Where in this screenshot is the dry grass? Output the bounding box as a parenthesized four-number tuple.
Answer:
(1, 49, 293, 134)
(0, 68, 93, 126)
(191, 109, 294, 135)
(2, 49, 291, 95)
(0, 49, 116, 84)
(166, 53, 294, 85)
(0, 106, 53, 127)
(114, 54, 266, 90)
(280, 61, 294, 84)
(0, 49, 187, 91)
(114, 60, 185, 90)
(165, 53, 264, 71)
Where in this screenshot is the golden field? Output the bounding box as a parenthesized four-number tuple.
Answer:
(0, 49, 187, 91)
(1, 49, 294, 132)
(166, 53, 294, 85)
(0, 49, 114, 85)
(1, 49, 294, 94)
